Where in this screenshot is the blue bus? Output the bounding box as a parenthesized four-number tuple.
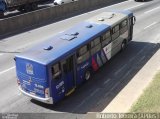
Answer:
(15, 10, 136, 104)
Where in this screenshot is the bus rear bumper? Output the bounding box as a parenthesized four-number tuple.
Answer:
(18, 86, 53, 104)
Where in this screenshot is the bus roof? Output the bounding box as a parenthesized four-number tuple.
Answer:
(16, 10, 133, 65)
(87, 10, 132, 27)
(16, 21, 110, 65)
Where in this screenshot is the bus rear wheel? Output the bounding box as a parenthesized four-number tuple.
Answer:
(17, 7, 25, 12)
(85, 70, 91, 81)
(31, 3, 38, 10)
(24, 4, 32, 12)
(0, 11, 4, 18)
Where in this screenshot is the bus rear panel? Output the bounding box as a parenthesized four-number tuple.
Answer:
(15, 57, 53, 104)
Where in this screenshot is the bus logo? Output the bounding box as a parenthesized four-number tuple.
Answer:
(26, 63, 34, 75)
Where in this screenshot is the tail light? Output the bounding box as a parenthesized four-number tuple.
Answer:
(45, 88, 50, 98)
(17, 79, 20, 86)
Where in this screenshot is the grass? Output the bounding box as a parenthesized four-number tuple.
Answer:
(130, 71, 160, 112)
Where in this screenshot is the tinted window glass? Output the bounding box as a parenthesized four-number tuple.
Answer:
(52, 63, 61, 80)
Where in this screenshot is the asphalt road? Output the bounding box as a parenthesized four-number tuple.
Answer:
(0, 0, 160, 118)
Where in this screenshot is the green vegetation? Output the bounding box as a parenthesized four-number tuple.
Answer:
(130, 72, 160, 112)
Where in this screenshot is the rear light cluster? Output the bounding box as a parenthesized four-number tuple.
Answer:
(17, 79, 20, 86)
(45, 88, 50, 98)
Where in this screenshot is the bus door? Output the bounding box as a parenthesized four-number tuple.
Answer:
(129, 16, 136, 41)
(61, 55, 76, 96)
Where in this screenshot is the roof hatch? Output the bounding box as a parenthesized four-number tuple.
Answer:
(43, 46, 53, 51)
(61, 35, 77, 41)
(86, 24, 93, 28)
(98, 13, 115, 21)
(61, 32, 79, 41)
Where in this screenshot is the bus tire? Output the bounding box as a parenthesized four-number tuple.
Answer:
(24, 4, 32, 12)
(31, 3, 37, 10)
(0, 11, 4, 18)
(85, 70, 91, 81)
(121, 40, 127, 51)
(17, 7, 25, 12)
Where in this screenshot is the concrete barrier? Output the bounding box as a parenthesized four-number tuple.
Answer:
(0, 0, 126, 37)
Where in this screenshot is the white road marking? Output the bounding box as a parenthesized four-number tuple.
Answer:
(145, 6, 160, 14)
(114, 64, 127, 76)
(139, 56, 146, 62)
(116, 45, 148, 79)
(144, 22, 157, 30)
(111, 82, 120, 91)
(129, 45, 148, 64)
(104, 92, 110, 99)
(71, 88, 100, 113)
(103, 79, 111, 85)
(0, 66, 15, 75)
(137, 46, 148, 56)
(97, 93, 110, 105)
(129, 56, 136, 63)
(122, 70, 131, 80)
(124, 4, 144, 10)
(0, 54, 3, 56)
(90, 88, 100, 97)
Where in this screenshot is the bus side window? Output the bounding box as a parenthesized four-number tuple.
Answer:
(67, 56, 73, 72)
(77, 44, 90, 64)
(101, 30, 111, 47)
(52, 63, 61, 80)
(61, 57, 73, 73)
(62, 60, 67, 73)
(120, 19, 128, 34)
(112, 25, 119, 41)
(91, 37, 101, 55)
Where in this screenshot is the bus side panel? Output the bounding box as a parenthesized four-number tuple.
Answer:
(76, 60, 91, 85)
(50, 78, 65, 103)
(76, 50, 108, 84)
(103, 31, 129, 60)
(75, 29, 130, 84)
(48, 65, 65, 103)
(91, 52, 103, 71)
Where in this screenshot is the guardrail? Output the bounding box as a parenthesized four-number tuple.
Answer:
(0, 0, 126, 37)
